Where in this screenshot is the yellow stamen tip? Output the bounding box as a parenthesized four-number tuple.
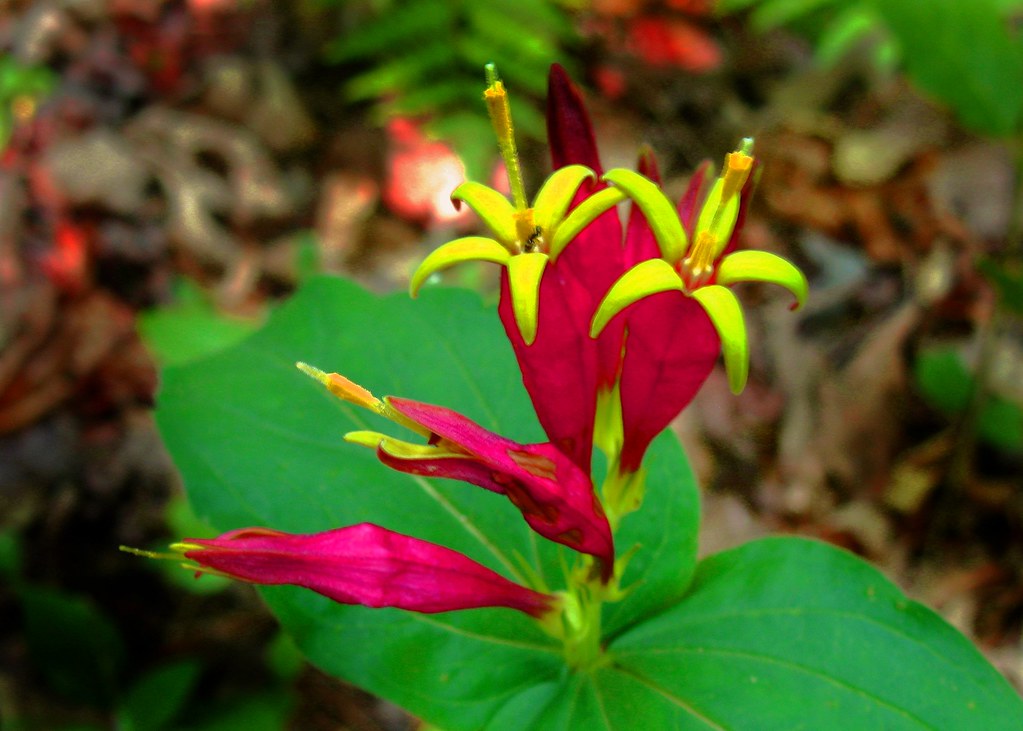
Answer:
(481, 65, 528, 211)
(721, 150, 754, 202)
(296, 362, 380, 410)
(484, 81, 513, 144)
(484, 79, 506, 100)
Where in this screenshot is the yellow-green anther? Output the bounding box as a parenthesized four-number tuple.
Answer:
(409, 237, 512, 297)
(692, 141, 754, 261)
(549, 187, 626, 261)
(300, 364, 432, 437)
(483, 66, 528, 211)
(720, 145, 754, 202)
(451, 182, 519, 247)
(602, 169, 688, 263)
(532, 164, 595, 234)
(590, 258, 684, 337)
(691, 285, 748, 394)
(693, 178, 739, 260)
(716, 250, 808, 310)
(507, 252, 548, 345)
(296, 362, 383, 412)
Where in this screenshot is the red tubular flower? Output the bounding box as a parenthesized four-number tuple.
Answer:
(409, 65, 628, 473)
(298, 364, 614, 578)
(519, 63, 626, 414)
(173, 524, 556, 617)
(593, 142, 807, 474)
(611, 154, 721, 474)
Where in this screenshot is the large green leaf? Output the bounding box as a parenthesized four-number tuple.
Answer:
(156, 276, 700, 729)
(157, 276, 1022, 728)
(478, 538, 1023, 728)
(602, 537, 1023, 730)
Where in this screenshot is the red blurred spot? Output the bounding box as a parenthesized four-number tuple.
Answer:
(594, 65, 627, 100)
(188, 0, 236, 10)
(626, 16, 722, 73)
(384, 119, 470, 227)
(41, 220, 89, 294)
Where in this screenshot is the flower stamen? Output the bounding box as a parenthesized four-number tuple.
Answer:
(681, 230, 718, 290)
(513, 209, 539, 252)
(484, 63, 528, 212)
(720, 139, 754, 202)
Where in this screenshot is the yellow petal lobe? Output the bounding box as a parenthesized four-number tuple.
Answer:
(602, 168, 688, 263)
(451, 182, 518, 245)
(409, 236, 511, 297)
(716, 250, 808, 310)
(548, 187, 626, 261)
(532, 164, 595, 234)
(691, 285, 748, 394)
(343, 430, 387, 449)
(506, 252, 548, 345)
(590, 259, 684, 338)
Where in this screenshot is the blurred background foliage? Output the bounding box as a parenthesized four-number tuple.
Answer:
(0, 0, 1021, 728)
(321, 0, 581, 178)
(719, 0, 1023, 136)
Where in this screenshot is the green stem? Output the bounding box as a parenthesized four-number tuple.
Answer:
(1007, 136, 1023, 257)
(945, 305, 1000, 490)
(561, 570, 606, 671)
(946, 133, 1023, 489)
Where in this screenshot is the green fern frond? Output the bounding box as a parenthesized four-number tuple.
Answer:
(324, 0, 579, 177)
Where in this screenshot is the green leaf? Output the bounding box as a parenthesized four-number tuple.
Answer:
(139, 280, 262, 367)
(913, 346, 1023, 453)
(178, 690, 294, 731)
(116, 660, 201, 731)
(0, 528, 21, 580)
(978, 397, 1023, 454)
(266, 630, 305, 681)
(324, 0, 455, 63)
(156, 276, 700, 729)
(344, 43, 457, 101)
(914, 347, 973, 414)
(322, 0, 574, 156)
(601, 538, 1023, 730)
(979, 258, 1023, 315)
(865, 0, 1023, 135)
(19, 586, 124, 705)
(749, 0, 841, 32)
(815, 5, 881, 67)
